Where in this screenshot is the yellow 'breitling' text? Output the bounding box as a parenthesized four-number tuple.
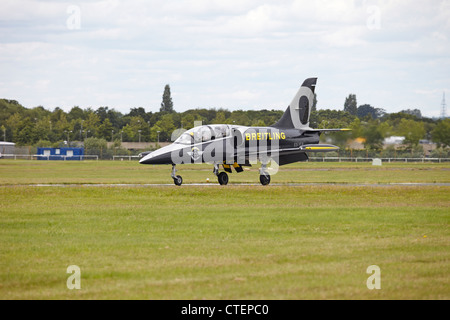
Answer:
(245, 132, 286, 141)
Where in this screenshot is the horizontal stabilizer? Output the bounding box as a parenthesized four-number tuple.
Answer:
(300, 144, 340, 152)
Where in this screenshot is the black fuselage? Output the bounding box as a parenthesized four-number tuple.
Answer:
(139, 125, 321, 166)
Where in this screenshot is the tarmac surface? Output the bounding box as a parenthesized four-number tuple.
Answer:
(4, 182, 449, 187)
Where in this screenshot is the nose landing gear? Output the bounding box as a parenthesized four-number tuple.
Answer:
(171, 164, 183, 186)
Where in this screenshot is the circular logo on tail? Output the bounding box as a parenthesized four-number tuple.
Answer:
(298, 96, 310, 125)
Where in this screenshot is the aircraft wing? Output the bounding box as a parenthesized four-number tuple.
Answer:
(304, 128, 351, 133)
(244, 144, 339, 157)
(249, 144, 340, 166)
(299, 144, 340, 152)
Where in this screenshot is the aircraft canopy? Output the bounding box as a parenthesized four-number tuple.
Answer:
(175, 125, 231, 145)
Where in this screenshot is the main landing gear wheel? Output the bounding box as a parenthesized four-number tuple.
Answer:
(173, 175, 183, 186)
(259, 174, 270, 186)
(218, 172, 229, 185)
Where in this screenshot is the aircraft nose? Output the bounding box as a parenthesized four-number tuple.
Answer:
(139, 150, 174, 165)
(139, 152, 154, 164)
(139, 143, 184, 165)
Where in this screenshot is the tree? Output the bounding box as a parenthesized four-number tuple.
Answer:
(0, 99, 26, 123)
(251, 119, 266, 127)
(397, 119, 426, 148)
(316, 109, 356, 129)
(84, 111, 100, 138)
(94, 106, 123, 129)
(432, 119, 450, 147)
(122, 116, 148, 142)
(349, 118, 363, 139)
(107, 108, 124, 128)
(84, 137, 107, 157)
(1, 125, 5, 141)
(67, 106, 85, 122)
(127, 107, 149, 122)
(6, 113, 23, 142)
(153, 114, 176, 141)
(312, 93, 317, 112)
(97, 118, 114, 141)
(357, 104, 377, 119)
(400, 109, 422, 119)
(95, 106, 109, 122)
(35, 139, 53, 147)
(181, 113, 201, 129)
(344, 94, 357, 115)
(34, 117, 53, 142)
(228, 110, 250, 126)
(356, 104, 386, 120)
(362, 121, 384, 150)
(16, 118, 35, 145)
(211, 111, 226, 124)
(160, 84, 174, 113)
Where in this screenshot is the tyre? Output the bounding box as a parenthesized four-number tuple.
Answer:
(218, 172, 229, 185)
(259, 174, 270, 186)
(173, 175, 183, 186)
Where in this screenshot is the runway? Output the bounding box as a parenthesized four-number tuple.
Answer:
(3, 182, 450, 187)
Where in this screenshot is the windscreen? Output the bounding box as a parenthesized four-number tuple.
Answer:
(174, 125, 230, 145)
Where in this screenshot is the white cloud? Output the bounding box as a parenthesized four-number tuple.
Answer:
(0, 0, 448, 117)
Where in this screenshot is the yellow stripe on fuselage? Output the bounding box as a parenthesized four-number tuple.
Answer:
(304, 146, 338, 150)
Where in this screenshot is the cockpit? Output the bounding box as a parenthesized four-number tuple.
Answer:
(174, 125, 231, 145)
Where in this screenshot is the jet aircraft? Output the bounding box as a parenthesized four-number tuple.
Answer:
(139, 78, 349, 185)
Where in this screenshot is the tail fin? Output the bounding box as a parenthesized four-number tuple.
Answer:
(272, 78, 317, 130)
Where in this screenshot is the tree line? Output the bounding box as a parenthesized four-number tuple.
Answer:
(1, 86, 449, 156)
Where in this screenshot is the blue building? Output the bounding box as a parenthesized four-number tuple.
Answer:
(37, 147, 84, 160)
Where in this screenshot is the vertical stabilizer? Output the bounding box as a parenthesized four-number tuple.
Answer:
(272, 78, 317, 129)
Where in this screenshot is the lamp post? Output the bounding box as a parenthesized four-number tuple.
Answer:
(138, 130, 142, 143)
(80, 120, 84, 141)
(65, 130, 72, 146)
(111, 130, 114, 143)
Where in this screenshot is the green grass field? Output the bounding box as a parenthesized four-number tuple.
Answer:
(0, 160, 449, 299)
(0, 159, 449, 185)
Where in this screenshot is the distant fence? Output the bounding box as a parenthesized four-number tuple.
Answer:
(0, 154, 99, 160)
(2, 154, 450, 163)
(308, 157, 450, 163)
(112, 155, 140, 161)
(113, 155, 450, 163)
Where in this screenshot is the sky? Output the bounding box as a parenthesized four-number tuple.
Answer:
(0, 0, 449, 118)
